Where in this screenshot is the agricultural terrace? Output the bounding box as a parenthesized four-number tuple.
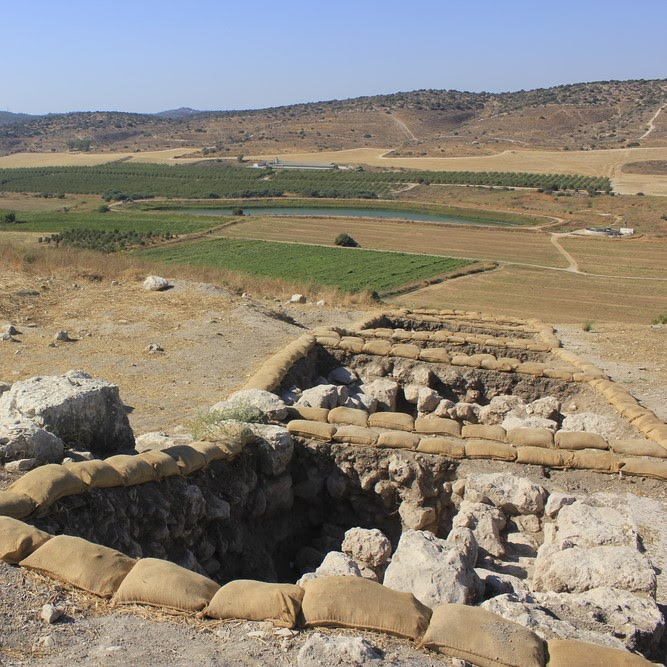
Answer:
(139, 238, 473, 294)
(0, 163, 611, 200)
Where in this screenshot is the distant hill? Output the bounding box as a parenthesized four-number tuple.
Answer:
(1, 79, 665, 157)
(154, 107, 203, 119)
(0, 111, 36, 126)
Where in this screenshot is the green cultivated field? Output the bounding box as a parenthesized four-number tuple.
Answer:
(140, 238, 472, 293)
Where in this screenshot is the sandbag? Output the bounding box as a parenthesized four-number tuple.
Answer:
(631, 414, 663, 432)
(377, 431, 421, 450)
(316, 336, 341, 348)
(0, 491, 37, 519)
(287, 420, 337, 441)
(189, 440, 232, 464)
(64, 460, 125, 488)
(8, 465, 86, 509)
(362, 340, 393, 356)
(421, 603, 545, 667)
(496, 357, 521, 370)
(162, 444, 208, 474)
(417, 437, 466, 458)
(451, 354, 474, 367)
(465, 440, 517, 461)
(543, 368, 573, 382)
(112, 557, 220, 611)
(468, 354, 496, 366)
(617, 457, 667, 481)
(415, 416, 462, 438)
(136, 450, 183, 478)
(328, 406, 369, 428)
(507, 428, 554, 448)
(462, 424, 507, 442)
(0, 516, 51, 564)
(418, 348, 451, 364)
(301, 576, 431, 640)
(391, 344, 421, 360)
(332, 425, 378, 446)
(545, 639, 652, 666)
(373, 328, 394, 339)
(21, 535, 135, 598)
(369, 412, 415, 433)
(204, 580, 304, 628)
(411, 331, 433, 341)
(555, 431, 608, 451)
(516, 362, 547, 377)
(516, 447, 574, 468)
(338, 336, 365, 353)
(569, 449, 618, 472)
(103, 455, 160, 486)
(287, 406, 330, 422)
(620, 405, 650, 421)
(390, 329, 412, 341)
(609, 439, 667, 458)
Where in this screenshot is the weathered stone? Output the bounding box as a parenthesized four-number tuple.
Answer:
(328, 367, 359, 385)
(341, 527, 392, 568)
(446, 527, 479, 568)
(452, 500, 506, 558)
(526, 396, 561, 420)
(135, 431, 192, 451)
(313, 551, 362, 579)
(348, 389, 377, 413)
(403, 384, 420, 404)
(398, 501, 437, 531)
(464, 473, 546, 515)
(40, 604, 63, 624)
(361, 379, 399, 412)
(533, 545, 656, 597)
(512, 514, 541, 533)
(434, 399, 455, 418)
(297, 633, 382, 666)
(0, 417, 64, 463)
(296, 385, 340, 410)
(4, 457, 36, 472)
(253, 425, 294, 476)
(383, 529, 480, 608)
(0, 370, 133, 455)
(290, 294, 306, 304)
(478, 395, 526, 425)
(475, 568, 530, 598)
(417, 388, 441, 413)
(544, 492, 577, 518)
(501, 415, 558, 432)
(561, 413, 619, 439)
(214, 388, 288, 421)
(143, 275, 170, 291)
(454, 402, 479, 423)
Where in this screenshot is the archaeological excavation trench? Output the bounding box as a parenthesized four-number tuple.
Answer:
(2, 307, 667, 665)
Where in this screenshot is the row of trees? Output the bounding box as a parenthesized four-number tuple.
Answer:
(38, 228, 173, 253)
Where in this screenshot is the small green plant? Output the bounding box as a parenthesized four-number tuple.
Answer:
(334, 233, 360, 248)
(652, 314, 667, 325)
(582, 320, 594, 332)
(186, 402, 266, 441)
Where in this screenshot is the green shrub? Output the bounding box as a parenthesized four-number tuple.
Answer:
(652, 314, 667, 325)
(334, 233, 360, 248)
(582, 320, 594, 332)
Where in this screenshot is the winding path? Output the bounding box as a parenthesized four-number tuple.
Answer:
(640, 103, 666, 140)
(549, 233, 580, 273)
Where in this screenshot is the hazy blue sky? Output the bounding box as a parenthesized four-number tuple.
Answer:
(4, 0, 666, 114)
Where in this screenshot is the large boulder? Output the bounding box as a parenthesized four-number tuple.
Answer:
(532, 545, 656, 597)
(296, 385, 340, 410)
(560, 412, 620, 439)
(501, 415, 558, 432)
(477, 395, 526, 425)
(383, 529, 480, 608)
(327, 367, 358, 385)
(0, 417, 64, 463)
(464, 473, 546, 515)
(212, 388, 287, 422)
(0, 370, 133, 455)
(526, 396, 561, 421)
(253, 425, 294, 477)
(341, 527, 392, 568)
(361, 379, 399, 412)
(452, 500, 506, 558)
(143, 275, 170, 291)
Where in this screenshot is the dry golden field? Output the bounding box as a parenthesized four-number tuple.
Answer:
(394, 264, 667, 325)
(0, 148, 200, 168)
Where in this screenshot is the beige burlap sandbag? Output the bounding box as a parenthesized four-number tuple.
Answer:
(465, 440, 517, 461)
(630, 414, 662, 432)
(21, 535, 135, 598)
(451, 354, 474, 368)
(555, 432, 608, 451)
(112, 557, 220, 611)
(496, 356, 521, 370)
(391, 344, 421, 360)
(411, 331, 433, 341)
(377, 431, 421, 450)
(468, 354, 496, 366)
(462, 424, 507, 442)
(204, 580, 304, 628)
(287, 406, 331, 423)
(0, 516, 51, 564)
(369, 412, 415, 433)
(287, 420, 337, 441)
(620, 405, 650, 421)
(545, 639, 652, 666)
(162, 444, 208, 474)
(8, 465, 86, 508)
(362, 340, 392, 356)
(507, 428, 554, 449)
(417, 437, 466, 458)
(570, 449, 618, 472)
(104, 455, 160, 486)
(316, 336, 341, 348)
(0, 491, 37, 519)
(338, 336, 365, 353)
(617, 457, 667, 481)
(373, 328, 394, 338)
(516, 361, 547, 376)
(328, 407, 369, 428)
(189, 440, 232, 464)
(543, 368, 573, 382)
(516, 447, 574, 468)
(136, 450, 182, 478)
(418, 348, 451, 364)
(421, 603, 545, 667)
(64, 460, 125, 488)
(390, 329, 413, 341)
(609, 439, 667, 458)
(333, 425, 379, 446)
(301, 576, 431, 640)
(415, 416, 461, 438)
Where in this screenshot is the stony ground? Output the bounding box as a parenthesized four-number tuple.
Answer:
(1, 268, 666, 665)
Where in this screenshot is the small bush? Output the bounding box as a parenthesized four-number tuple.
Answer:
(652, 314, 667, 325)
(232, 207, 244, 216)
(582, 320, 594, 332)
(334, 233, 360, 248)
(186, 402, 266, 441)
